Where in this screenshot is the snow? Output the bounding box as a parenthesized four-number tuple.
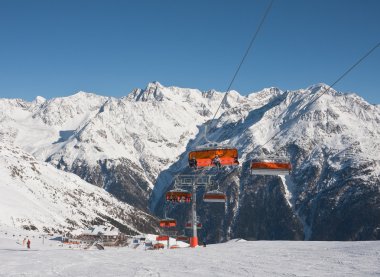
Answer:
(0, 233, 379, 277)
(2, 82, 379, 201)
(81, 225, 119, 237)
(280, 175, 293, 208)
(0, 144, 156, 233)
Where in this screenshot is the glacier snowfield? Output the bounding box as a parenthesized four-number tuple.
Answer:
(1, 236, 379, 277)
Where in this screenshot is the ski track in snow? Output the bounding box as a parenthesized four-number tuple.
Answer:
(1, 237, 380, 277)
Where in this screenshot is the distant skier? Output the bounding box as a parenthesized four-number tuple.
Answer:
(202, 240, 206, 247)
(189, 157, 197, 169)
(234, 156, 239, 165)
(212, 155, 221, 169)
(27, 239, 31, 249)
(22, 238, 26, 246)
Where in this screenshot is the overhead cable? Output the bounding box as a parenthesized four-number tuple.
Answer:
(206, 0, 275, 137)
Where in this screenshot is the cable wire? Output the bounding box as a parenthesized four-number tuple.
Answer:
(206, 0, 275, 139)
(256, 41, 380, 152)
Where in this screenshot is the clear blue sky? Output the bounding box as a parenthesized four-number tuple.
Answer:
(0, 0, 379, 103)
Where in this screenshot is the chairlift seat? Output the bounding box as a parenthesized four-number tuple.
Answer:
(159, 218, 176, 228)
(250, 159, 291, 175)
(166, 189, 192, 203)
(156, 235, 169, 241)
(188, 148, 239, 168)
(185, 222, 202, 229)
(203, 190, 226, 203)
(176, 236, 189, 242)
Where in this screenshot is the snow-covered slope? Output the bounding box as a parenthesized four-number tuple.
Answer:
(0, 144, 159, 234)
(1, 237, 379, 277)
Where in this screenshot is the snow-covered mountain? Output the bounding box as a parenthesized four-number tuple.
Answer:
(0, 82, 252, 211)
(0, 144, 159, 234)
(1, 82, 379, 241)
(155, 83, 380, 241)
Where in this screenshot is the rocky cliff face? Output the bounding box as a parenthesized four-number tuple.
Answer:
(1, 82, 379, 241)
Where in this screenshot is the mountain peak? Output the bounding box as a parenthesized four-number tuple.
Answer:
(247, 87, 283, 103)
(71, 91, 100, 98)
(127, 82, 165, 102)
(145, 81, 164, 90)
(33, 96, 46, 104)
(202, 89, 223, 99)
(262, 87, 282, 93)
(307, 83, 333, 94)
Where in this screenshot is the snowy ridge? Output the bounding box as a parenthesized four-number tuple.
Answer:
(0, 144, 159, 234)
(0, 82, 278, 180)
(0, 82, 252, 211)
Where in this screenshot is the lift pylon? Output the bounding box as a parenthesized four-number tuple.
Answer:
(173, 174, 214, 248)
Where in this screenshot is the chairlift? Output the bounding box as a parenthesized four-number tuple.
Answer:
(188, 143, 239, 169)
(203, 190, 226, 203)
(250, 157, 291, 175)
(166, 189, 191, 203)
(156, 235, 169, 241)
(154, 243, 165, 249)
(185, 222, 202, 229)
(176, 236, 189, 242)
(159, 218, 176, 228)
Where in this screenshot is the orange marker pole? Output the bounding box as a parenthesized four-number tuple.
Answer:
(190, 178, 198, 248)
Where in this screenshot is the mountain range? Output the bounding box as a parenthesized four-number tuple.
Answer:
(0, 81, 379, 241)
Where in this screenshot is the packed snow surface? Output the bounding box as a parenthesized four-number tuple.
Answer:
(1, 234, 379, 277)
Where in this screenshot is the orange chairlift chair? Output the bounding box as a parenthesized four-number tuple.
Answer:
(250, 157, 291, 175)
(159, 218, 177, 228)
(165, 189, 192, 203)
(176, 235, 189, 242)
(156, 235, 169, 241)
(188, 143, 239, 169)
(203, 189, 226, 203)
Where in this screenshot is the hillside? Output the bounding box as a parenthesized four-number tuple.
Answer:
(0, 144, 159, 235)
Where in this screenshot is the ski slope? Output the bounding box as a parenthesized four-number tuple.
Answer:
(1, 235, 379, 277)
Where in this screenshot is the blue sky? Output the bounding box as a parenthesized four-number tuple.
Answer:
(0, 0, 379, 103)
